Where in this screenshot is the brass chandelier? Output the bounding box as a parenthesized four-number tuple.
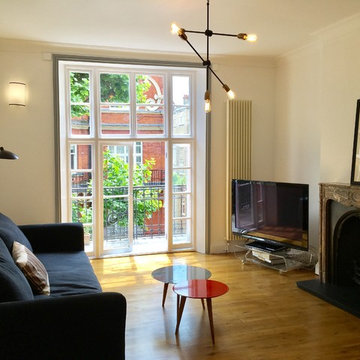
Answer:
(171, 0, 257, 113)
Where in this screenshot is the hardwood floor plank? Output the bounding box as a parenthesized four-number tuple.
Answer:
(91, 252, 360, 360)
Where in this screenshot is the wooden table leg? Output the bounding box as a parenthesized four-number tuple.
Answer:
(206, 298, 215, 344)
(201, 298, 205, 310)
(175, 296, 187, 334)
(162, 282, 169, 307)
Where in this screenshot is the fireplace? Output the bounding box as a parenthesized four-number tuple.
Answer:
(297, 183, 360, 318)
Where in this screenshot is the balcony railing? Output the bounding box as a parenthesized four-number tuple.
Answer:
(72, 170, 186, 244)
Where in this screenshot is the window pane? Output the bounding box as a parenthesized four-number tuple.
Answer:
(172, 76, 190, 136)
(173, 144, 190, 168)
(136, 105, 164, 135)
(136, 75, 164, 135)
(72, 199, 93, 224)
(100, 105, 130, 135)
(173, 219, 191, 244)
(70, 144, 92, 170)
(83, 224, 93, 253)
(173, 169, 191, 192)
(136, 75, 164, 104)
(172, 76, 189, 105)
(72, 172, 92, 197)
(173, 194, 190, 218)
(103, 197, 129, 251)
(70, 72, 89, 103)
(71, 105, 90, 135)
(173, 106, 190, 136)
(100, 73, 129, 103)
(103, 146, 129, 195)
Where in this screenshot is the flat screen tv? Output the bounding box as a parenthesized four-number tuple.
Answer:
(232, 179, 309, 251)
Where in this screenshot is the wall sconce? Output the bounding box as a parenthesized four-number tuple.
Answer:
(8, 81, 26, 106)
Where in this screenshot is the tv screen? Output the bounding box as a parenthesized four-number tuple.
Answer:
(232, 180, 309, 251)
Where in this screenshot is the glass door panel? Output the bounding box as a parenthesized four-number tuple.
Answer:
(70, 144, 94, 253)
(172, 143, 192, 246)
(102, 144, 132, 253)
(132, 141, 166, 253)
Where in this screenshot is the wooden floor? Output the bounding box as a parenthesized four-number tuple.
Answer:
(91, 252, 360, 360)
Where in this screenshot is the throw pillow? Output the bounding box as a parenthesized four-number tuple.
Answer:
(12, 241, 50, 295)
(0, 237, 34, 302)
(0, 213, 33, 252)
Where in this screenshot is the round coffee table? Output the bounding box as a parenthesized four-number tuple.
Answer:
(173, 279, 229, 344)
(151, 265, 211, 307)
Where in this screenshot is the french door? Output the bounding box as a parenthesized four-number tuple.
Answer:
(58, 59, 204, 258)
(101, 143, 134, 254)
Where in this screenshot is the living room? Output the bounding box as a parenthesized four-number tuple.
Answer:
(1, 0, 360, 359)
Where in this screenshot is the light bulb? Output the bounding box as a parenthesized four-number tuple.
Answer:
(223, 84, 235, 100)
(227, 90, 235, 100)
(204, 91, 211, 113)
(205, 99, 211, 113)
(237, 33, 257, 42)
(171, 23, 180, 35)
(246, 34, 257, 42)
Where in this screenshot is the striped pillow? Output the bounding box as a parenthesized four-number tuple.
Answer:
(12, 241, 50, 295)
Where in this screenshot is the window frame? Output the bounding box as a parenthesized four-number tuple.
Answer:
(55, 56, 208, 257)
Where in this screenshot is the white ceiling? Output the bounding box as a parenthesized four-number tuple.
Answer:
(1, 0, 360, 56)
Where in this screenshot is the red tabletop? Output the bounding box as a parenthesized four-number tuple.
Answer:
(173, 279, 229, 299)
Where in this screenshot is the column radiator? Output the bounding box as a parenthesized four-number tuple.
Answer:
(225, 100, 252, 242)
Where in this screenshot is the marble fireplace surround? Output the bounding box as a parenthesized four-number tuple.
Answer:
(297, 183, 360, 318)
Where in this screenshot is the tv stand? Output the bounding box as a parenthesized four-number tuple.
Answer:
(245, 240, 286, 253)
(231, 239, 317, 273)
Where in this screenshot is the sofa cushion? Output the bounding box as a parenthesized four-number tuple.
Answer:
(0, 238, 34, 302)
(36, 252, 101, 297)
(0, 213, 33, 252)
(12, 241, 50, 295)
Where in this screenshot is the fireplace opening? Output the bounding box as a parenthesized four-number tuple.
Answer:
(331, 210, 360, 287)
(297, 183, 360, 319)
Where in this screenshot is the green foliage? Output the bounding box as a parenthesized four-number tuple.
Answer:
(100, 73, 129, 103)
(135, 75, 151, 103)
(70, 72, 89, 103)
(72, 149, 163, 232)
(70, 72, 152, 118)
(173, 170, 187, 186)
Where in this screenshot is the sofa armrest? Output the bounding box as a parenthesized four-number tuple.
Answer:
(19, 223, 84, 252)
(0, 292, 126, 360)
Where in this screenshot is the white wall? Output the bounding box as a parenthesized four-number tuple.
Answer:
(274, 43, 322, 250)
(274, 14, 360, 250)
(209, 56, 276, 253)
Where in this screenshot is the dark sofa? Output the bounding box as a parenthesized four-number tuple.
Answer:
(0, 213, 126, 360)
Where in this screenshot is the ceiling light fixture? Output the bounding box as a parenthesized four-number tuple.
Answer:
(171, 0, 257, 113)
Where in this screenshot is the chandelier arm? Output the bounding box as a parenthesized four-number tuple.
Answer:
(183, 29, 205, 35)
(206, 66, 210, 91)
(208, 66, 226, 87)
(183, 38, 207, 63)
(206, 0, 210, 63)
(211, 32, 238, 37)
